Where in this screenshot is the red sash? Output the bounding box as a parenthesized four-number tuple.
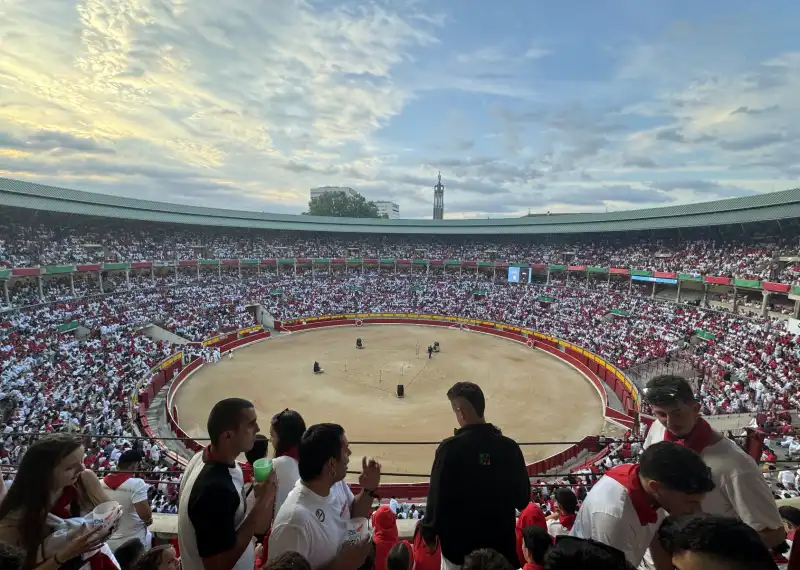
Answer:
(663, 418, 715, 454)
(558, 513, 576, 531)
(604, 464, 659, 525)
(103, 472, 134, 490)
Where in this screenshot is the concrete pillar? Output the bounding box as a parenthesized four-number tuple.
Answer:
(607, 272, 611, 287)
(293, 263, 296, 277)
(174, 265, 178, 284)
(238, 263, 242, 278)
(3, 280, 8, 306)
(702, 284, 709, 307)
(125, 270, 130, 288)
(70, 273, 75, 296)
(218, 264, 221, 279)
(196, 264, 200, 279)
(732, 287, 739, 314)
(675, 279, 682, 302)
(546, 270, 551, 285)
(37, 276, 44, 301)
(98, 271, 104, 294)
(426, 263, 429, 276)
(761, 291, 771, 317)
(151, 267, 155, 286)
(651, 281, 656, 298)
(493, 267, 496, 281)
(794, 299, 800, 319)
(628, 277, 632, 294)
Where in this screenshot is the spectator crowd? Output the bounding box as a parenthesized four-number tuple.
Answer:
(0, 214, 798, 568)
(2, 210, 800, 283)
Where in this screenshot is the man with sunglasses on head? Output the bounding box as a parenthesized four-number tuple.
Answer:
(570, 441, 714, 569)
(642, 374, 786, 551)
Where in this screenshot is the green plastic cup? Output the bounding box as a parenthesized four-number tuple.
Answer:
(253, 458, 273, 482)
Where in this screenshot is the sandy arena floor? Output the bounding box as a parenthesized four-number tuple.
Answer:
(173, 325, 605, 481)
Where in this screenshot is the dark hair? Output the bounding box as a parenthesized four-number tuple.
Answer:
(639, 441, 714, 495)
(266, 551, 312, 570)
(0, 541, 24, 570)
(545, 536, 634, 570)
(522, 525, 552, 564)
(271, 409, 307, 457)
(114, 538, 146, 570)
(245, 434, 269, 465)
(779, 505, 800, 526)
(644, 375, 695, 406)
(414, 520, 438, 552)
(207, 398, 255, 446)
(358, 540, 377, 570)
(657, 514, 777, 570)
(462, 549, 513, 570)
(298, 423, 345, 481)
(387, 542, 412, 570)
(0, 434, 83, 569)
(554, 488, 578, 515)
(136, 545, 174, 570)
(446, 382, 486, 417)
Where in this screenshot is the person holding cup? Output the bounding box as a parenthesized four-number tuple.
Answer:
(178, 398, 277, 570)
(0, 434, 117, 570)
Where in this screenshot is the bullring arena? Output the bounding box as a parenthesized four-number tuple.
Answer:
(172, 324, 606, 481)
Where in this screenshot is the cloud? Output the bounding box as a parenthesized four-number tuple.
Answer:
(649, 180, 757, 198)
(718, 132, 787, 151)
(0, 1, 798, 219)
(730, 104, 780, 116)
(655, 129, 685, 143)
(623, 156, 658, 169)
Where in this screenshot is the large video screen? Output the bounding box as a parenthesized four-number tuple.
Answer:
(508, 267, 521, 283)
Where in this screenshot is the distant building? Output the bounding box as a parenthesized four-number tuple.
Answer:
(309, 186, 358, 200)
(375, 201, 400, 219)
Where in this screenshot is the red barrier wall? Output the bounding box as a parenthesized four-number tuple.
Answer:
(143, 317, 636, 499)
(137, 331, 273, 466)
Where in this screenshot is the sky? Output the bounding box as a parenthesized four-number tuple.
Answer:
(0, 1, 798, 219)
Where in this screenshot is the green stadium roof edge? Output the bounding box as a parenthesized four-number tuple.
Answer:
(2, 176, 800, 235)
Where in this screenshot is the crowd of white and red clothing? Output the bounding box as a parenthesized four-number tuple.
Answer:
(2, 211, 800, 284)
(0, 245, 797, 567)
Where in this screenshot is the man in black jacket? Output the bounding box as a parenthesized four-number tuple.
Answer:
(422, 382, 531, 569)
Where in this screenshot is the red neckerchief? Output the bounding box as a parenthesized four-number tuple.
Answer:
(241, 462, 253, 484)
(558, 513, 576, 531)
(663, 418, 716, 454)
(603, 464, 659, 525)
(277, 446, 299, 460)
(103, 472, 134, 490)
(523, 563, 543, 570)
(413, 528, 441, 570)
(51, 485, 78, 519)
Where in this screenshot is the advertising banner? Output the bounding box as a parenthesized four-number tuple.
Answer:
(160, 352, 183, 370)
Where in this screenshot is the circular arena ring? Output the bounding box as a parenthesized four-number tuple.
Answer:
(148, 315, 640, 497)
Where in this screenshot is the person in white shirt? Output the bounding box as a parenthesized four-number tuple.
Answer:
(642, 374, 786, 551)
(545, 488, 578, 538)
(570, 441, 714, 569)
(268, 423, 380, 570)
(389, 497, 399, 515)
(178, 398, 276, 570)
(269, 409, 306, 516)
(101, 449, 153, 550)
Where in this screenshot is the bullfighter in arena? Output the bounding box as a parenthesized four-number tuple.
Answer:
(428, 345, 433, 359)
(313, 361, 324, 374)
(356, 337, 364, 349)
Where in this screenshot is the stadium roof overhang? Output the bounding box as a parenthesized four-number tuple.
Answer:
(1, 177, 799, 235)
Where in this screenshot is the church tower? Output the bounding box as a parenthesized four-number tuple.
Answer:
(433, 172, 444, 220)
